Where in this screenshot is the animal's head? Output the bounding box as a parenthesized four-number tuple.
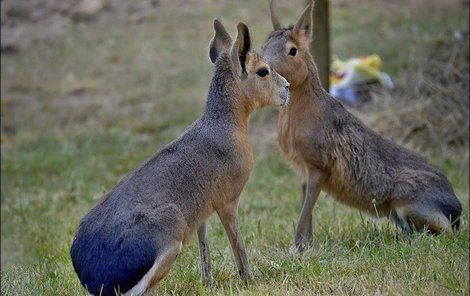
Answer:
(262, 1, 314, 89)
(209, 19, 290, 109)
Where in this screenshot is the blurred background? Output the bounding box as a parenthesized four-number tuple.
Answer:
(1, 0, 469, 294)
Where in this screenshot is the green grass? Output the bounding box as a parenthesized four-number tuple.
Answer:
(1, 134, 468, 295)
(1, 0, 469, 295)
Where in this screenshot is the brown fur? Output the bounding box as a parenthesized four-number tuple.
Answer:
(263, 1, 462, 252)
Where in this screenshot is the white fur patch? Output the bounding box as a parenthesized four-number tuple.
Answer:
(123, 242, 182, 296)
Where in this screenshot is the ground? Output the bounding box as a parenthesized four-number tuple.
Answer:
(1, 0, 469, 295)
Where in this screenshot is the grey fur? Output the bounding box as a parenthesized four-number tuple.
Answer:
(71, 18, 290, 294)
(71, 55, 249, 295)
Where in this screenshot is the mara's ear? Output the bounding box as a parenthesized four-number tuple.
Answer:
(209, 19, 232, 64)
(293, 1, 313, 46)
(231, 22, 251, 75)
(269, 0, 281, 30)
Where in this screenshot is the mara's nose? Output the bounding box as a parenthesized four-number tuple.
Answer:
(285, 82, 290, 90)
(279, 74, 288, 83)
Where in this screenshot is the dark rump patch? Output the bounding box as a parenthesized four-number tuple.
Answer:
(70, 223, 158, 295)
(434, 194, 462, 229)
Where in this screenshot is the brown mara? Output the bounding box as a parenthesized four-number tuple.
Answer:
(70, 20, 289, 296)
(262, 0, 462, 252)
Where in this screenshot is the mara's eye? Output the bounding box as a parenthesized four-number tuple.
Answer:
(288, 47, 297, 56)
(256, 67, 269, 77)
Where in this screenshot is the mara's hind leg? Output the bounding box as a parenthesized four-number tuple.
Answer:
(392, 202, 452, 235)
(124, 242, 183, 296)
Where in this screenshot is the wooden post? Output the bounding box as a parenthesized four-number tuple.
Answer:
(311, 0, 330, 91)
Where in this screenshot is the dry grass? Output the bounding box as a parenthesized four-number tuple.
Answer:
(358, 33, 469, 154)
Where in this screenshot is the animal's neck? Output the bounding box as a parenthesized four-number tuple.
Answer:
(287, 56, 329, 111)
(204, 55, 251, 133)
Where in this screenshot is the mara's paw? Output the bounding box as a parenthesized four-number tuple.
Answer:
(239, 270, 254, 285)
(295, 233, 313, 254)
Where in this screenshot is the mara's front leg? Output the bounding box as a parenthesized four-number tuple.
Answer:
(295, 170, 323, 253)
(197, 221, 212, 285)
(217, 201, 253, 283)
(300, 182, 313, 243)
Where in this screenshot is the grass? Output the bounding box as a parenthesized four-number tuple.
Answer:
(1, 0, 469, 295)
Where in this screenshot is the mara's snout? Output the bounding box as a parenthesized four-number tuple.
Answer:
(279, 85, 290, 106)
(275, 71, 290, 106)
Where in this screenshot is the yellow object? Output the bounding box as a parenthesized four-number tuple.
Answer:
(330, 54, 391, 87)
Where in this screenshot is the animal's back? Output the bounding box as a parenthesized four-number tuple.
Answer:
(326, 99, 458, 211)
(285, 96, 459, 215)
